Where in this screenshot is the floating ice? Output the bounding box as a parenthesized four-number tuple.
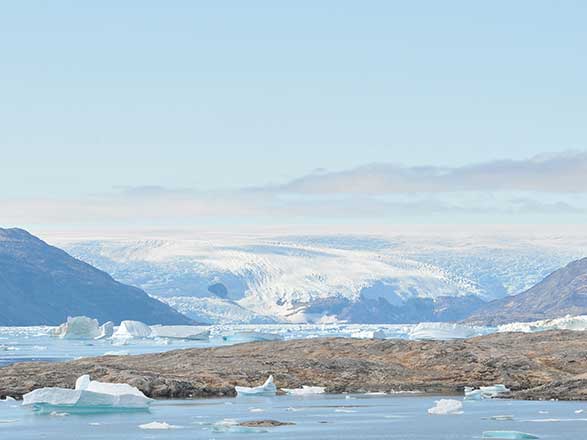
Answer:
(22, 374, 152, 412)
(427, 399, 463, 415)
(498, 315, 587, 333)
(222, 331, 283, 343)
(0, 396, 16, 402)
(112, 321, 152, 339)
(235, 376, 277, 397)
(465, 384, 510, 400)
(96, 321, 114, 340)
(51, 317, 101, 339)
(212, 419, 268, 433)
(103, 351, 129, 356)
(150, 325, 210, 341)
(482, 431, 539, 439)
(139, 421, 180, 430)
(410, 322, 492, 340)
(281, 386, 325, 396)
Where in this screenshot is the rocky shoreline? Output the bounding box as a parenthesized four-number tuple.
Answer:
(1, 330, 587, 401)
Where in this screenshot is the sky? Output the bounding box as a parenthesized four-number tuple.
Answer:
(1, 1, 586, 230)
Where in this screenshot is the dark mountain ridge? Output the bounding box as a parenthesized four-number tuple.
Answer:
(0, 227, 192, 326)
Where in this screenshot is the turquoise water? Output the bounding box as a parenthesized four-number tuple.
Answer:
(2, 394, 586, 439)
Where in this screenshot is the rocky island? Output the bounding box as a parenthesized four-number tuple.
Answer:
(1, 330, 586, 401)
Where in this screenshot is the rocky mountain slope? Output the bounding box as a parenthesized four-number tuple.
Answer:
(2, 330, 587, 400)
(0, 228, 192, 325)
(466, 257, 587, 325)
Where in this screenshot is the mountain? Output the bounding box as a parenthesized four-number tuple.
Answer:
(0, 228, 192, 326)
(55, 231, 587, 324)
(466, 257, 587, 325)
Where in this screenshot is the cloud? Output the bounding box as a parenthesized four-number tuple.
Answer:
(2, 151, 586, 228)
(268, 151, 587, 194)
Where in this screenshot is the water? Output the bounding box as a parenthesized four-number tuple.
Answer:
(2, 394, 586, 439)
(0, 323, 493, 366)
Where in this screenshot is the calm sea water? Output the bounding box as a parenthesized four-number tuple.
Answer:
(1, 394, 586, 439)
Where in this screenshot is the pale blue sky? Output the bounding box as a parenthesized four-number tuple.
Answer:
(1, 1, 586, 228)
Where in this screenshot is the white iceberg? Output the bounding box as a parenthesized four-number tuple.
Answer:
(95, 321, 114, 340)
(281, 386, 325, 396)
(139, 421, 180, 430)
(51, 316, 101, 339)
(482, 431, 539, 439)
(112, 320, 152, 339)
(410, 322, 492, 340)
(465, 384, 510, 400)
(235, 376, 277, 397)
(498, 315, 587, 333)
(150, 325, 210, 341)
(427, 399, 463, 415)
(22, 374, 152, 413)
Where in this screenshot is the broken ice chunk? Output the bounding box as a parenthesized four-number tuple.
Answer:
(465, 384, 510, 400)
(95, 321, 114, 340)
(482, 431, 539, 439)
(139, 421, 180, 430)
(281, 386, 325, 396)
(150, 325, 210, 341)
(22, 374, 152, 413)
(235, 376, 277, 397)
(112, 320, 152, 339)
(427, 399, 463, 415)
(51, 316, 101, 339)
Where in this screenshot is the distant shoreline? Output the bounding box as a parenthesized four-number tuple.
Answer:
(2, 331, 587, 401)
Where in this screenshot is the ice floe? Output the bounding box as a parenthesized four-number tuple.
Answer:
(22, 374, 152, 412)
(138, 421, 180, 430)
(498, 315, 587, 333)
(465, 384, 510, 400)
(482, 431, 539, 439)
(222, 331, 283, 343)
(212, 419, 268, 433)
(409, 322, 492, 340)
(150, 325, 210, 341)
(427, 399, 463, 415)
(281, 386, 325, 396)
(235, 376, 277, 397)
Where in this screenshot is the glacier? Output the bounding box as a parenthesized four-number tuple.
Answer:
(56, 230, 587, 324)
(235, 376, 277, 397)
(22, 375, 152, 413)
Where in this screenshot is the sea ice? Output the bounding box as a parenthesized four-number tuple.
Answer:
(482, 431, 539, 439)
(222, 331, 283, 343)
(139, 421, 180, 430)
(112, 320, 152, 339)
(22, 374, 152, 412)
(51, 316, 101, 339)
(409, 322, 491, 340)
(281, 386, 325, 396)
(427, 399, 463, 415)
(150, 325, 210, 340)
(212, 419, 268, 433)
(465, 384, 510, 400)
(235, 376, 277, 397)
(0, 396, 16, 402)
(95, 321, 114, 340)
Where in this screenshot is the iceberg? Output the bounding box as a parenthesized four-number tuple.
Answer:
(139, 421, 180, 430)
(465, 384, 510, 400)
(150, 325, 210, 341)
(212, 419, 268, 433)
(498, 315, 587, 333)
(22, 374, 152, 413)
(95, 321, 114, 340)
(427, 399, 463, 415)
(482, 431, 539, 439)
(235, 376, 277, 397)
(281, 386, 325, 396)
(112, 320, 152, 339)
(51, 316, 101, 339)
(0, 396, 16, 402)
(409, 322, 492, 340)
